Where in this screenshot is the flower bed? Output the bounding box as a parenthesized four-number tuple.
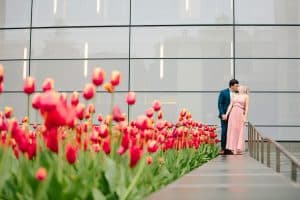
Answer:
(0, 65, 219, 200)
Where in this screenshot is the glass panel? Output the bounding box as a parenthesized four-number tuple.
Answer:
(0, 29, 30, 59)
(30, 60, 128, 91)
(0, 93, 27, 121)
(131, 92, 219, 125)
(132, 0, 232, 25)
(236, 0, 300, 24)
(131, 26, 233, 58)
(31, 27, 129, 59)
(236, 59, 300, 91)
(249, 93, 300, 126)
(236, 26, 300, 58)
(256, 127, 300, 141)
(130, 59, 232, 91)
(0, 61, 28, 91)
(0, 0, 31, 28)
(32, 0, 129, 27)
(30, 92, 128, 125)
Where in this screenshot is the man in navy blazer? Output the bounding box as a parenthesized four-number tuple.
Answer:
(218, 79, 239, 155)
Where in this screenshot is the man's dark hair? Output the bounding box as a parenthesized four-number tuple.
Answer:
(229, 79, 239, 87)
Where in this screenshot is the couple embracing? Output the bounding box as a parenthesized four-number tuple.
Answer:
(218, 79, 250, 155)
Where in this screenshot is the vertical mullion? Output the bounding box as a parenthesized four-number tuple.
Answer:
(233, 0, 236, 79)
(128, 0, 132, 121)
(28, 0, 34, 76)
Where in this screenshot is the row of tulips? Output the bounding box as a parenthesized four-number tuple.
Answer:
(0, 64, 219, 200)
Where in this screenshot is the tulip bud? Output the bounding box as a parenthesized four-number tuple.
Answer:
(83, 83, 95, 100)
(4, 106, 13, 118)
(103, 82, 115, 93)
(110, 70, 121, 86)
(0, 64, 4, 82)
(42, 78, 54, 92)
(70, 91, 79, 106)
(23, 77, 35, 94)
(92, 67, 105, 86)
(146, 156, 153, 165)
(126, 91, 136, 105)
(36, 167, 47, 181)
(152, 100, 161, 112)
(65, 143, 78, 164)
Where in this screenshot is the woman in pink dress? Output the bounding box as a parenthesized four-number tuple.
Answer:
(225, 86, 250, 155)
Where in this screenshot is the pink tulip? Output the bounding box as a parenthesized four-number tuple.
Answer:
(110, 70, 121, 86)
(4, 106, 13, 118)
(126, 91, 136, 105)
(70, 91, 79, 106)
(83, 83, 96, 100)
(42, 78, 54, 92)
(146, 108, 154, 118)
(32, 94, 41, 109)
(97, 114, 103, 122)
(152, 100, 161, 112)
(23, 77, 35, 94)
(92, 67, 105, 86)
(147, 140, 158, 153)
(0, 64, 4, 82)
(75, 103, 85, 120)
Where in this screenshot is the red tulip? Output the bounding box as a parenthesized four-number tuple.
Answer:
(126, 92, 136, 105)
(39, 91, 59, 112)
(97, 114, 103, 122)
(152, 100, 161, 112)
(75, 103, 85, 120)
(70, 91, 79, 106)
(130, 145, 142, 168)
(98, 124, 108, 138)
(92, 67, 105, 86)
(0, 82, 3, 93)
(103, 82, 115, 93)
(146, 108, 154, 118)
(88, 103, 95, 114)
(157, 110, 163, 119)
(42, 78, 54, 92)
(66, 143, 77, 164)
(36, 167, 47, 181)
(0, 64, 4, 82)
(23, 77, 35, 94)
(83, 83, 96, 100)
(110, 70, 121, 86)
(27, 139, 37, 160)
(4, 106, 13, 118)
(45, 128, 59, 153)
(112, 105, 124, 122)
(32, 94, 41, 109)
(147, 140, 158, 153)
(102, 139, 111, 155)
(146, 156, 153, 165)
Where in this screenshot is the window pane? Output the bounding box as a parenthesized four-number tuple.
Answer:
(132, 0, 232, 25)
(130, 59, 232, 91)
(236, 26, 300, 58)
(131, 92, 219, 124)
(32, 0, 129, 27)
(0, 61, 28, 91)
(131, 26, 233, 58)
(236, 59, 300, 91)
(0, 93, 27, 121)
(30, 60, 128, 91)
(236, 0, 300, 24)
(0, 29, 30, 59)
(0, 0, 31, 28)
(256, 127, 300, 141)
(249, 93, 300, 126)
(31, 28, 129, 59)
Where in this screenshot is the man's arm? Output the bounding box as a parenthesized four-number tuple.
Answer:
(218, 91, 225, 117)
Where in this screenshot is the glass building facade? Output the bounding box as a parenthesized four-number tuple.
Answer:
(1, 0, 300, 140)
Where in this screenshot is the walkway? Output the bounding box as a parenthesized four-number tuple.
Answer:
(147, 155, 300, 200)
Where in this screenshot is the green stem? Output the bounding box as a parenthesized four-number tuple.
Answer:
(27, 94, 30, 124)
(121, 158, 146, 200)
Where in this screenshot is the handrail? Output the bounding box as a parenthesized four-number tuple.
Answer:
(248, 122, 300, 182)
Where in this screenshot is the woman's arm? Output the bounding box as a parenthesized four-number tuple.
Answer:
(225, 99, 233, 120)
(244, 95, 250, 122)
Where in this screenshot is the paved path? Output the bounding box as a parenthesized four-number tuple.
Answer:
(147, 155, 300, 200)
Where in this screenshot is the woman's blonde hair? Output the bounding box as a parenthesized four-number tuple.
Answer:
(239, 85, 249, 94)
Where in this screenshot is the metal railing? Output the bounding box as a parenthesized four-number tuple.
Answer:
(248, 122, 300, 182)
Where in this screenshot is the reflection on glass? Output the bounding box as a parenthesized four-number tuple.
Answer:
(84, 42, 88, 77)
(23, 47, 28, 79)
(53, 0, 57, 15)
(97, 0, 100, 14)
